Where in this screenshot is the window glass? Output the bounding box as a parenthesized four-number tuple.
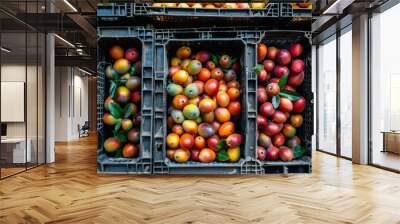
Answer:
(0, 1, 46, 178)
(339, 29, 352, 158)
(371, 4, 400, 171)
(27, 30, 38, 169)
(1, 31, 27, 178)
(317, 36, 337, 154)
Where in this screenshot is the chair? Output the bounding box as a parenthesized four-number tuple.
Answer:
(78, 121, 90, 138)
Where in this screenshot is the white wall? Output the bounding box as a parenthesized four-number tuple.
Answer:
(54, 67, 89, 141)
(71, 72, 89, 138)
(1, 64, 28, 141)
(54, 66, 69, 141)
(1, 64, 46, 164)
(1, 65, 39, 137)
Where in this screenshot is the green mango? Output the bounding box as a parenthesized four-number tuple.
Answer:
(183, 104, 200, 120)
(105, 65, 119, 80)
(171, 109, 185, 124)
(167, 83, 183, 96)
(184, 83, 200, 99)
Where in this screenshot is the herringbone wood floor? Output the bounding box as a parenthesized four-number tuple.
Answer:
(1, 135, 400, 224)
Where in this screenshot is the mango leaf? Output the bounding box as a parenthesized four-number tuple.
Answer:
(293, 145, 305, 159)
(109, 81, 117, 98)
(119, 78, 127, 85)
(216, 150, 230, 162)
(114, 148, 123, 158)
(272, 95, 280, 109)
(129, 66, 136, 76)
(211, 54, 219, 65)
(109, 102, 124, 119)
(110, 78, 121, 88)
(111, 72, 119, 80)
(253, 64, 264, 73)
(114, 131, 127, 143)
(279, 90, 301, 101)
(278, 75, 288, 89)
(227, 57, 238, 68)
(231, 57, 238, 64)
(114, 119, 122, 133)
(124, 103, 134, 118)
(216, 139, 227, 150)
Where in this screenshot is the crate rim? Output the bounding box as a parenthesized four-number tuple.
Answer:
(97, 2, 281, 18)
(154, 27, 312, 44)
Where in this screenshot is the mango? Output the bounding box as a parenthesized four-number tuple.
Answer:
(183, 104, 200, 120)
(184, 83, 200, 99)
(167, 83, 184, 96)
(171, 109, 185, 124)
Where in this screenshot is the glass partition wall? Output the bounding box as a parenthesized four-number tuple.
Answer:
(339, 27, 353, 159)
(370, 4, 400, 172)
(316, 26, 353, 159)
(317, 35, 337, 155)
(0, 3, 46, 179)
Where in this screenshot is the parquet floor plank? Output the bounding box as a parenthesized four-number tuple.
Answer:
(0, 135, 399, 223)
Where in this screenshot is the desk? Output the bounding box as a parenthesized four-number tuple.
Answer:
(1, 138, 31, 163)
(382, 131, 400, 154)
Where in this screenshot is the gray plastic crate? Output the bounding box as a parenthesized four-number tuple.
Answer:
(97, 3, 280, 20)
(256, 31, 313, 174)
(97, 26, 154, 174)
(153, 28, 272, 175)
(280, 3, 312, 17)
(263, 156, 311, 174)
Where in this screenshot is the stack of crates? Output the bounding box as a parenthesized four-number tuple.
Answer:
(97, 2, 313, 175)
